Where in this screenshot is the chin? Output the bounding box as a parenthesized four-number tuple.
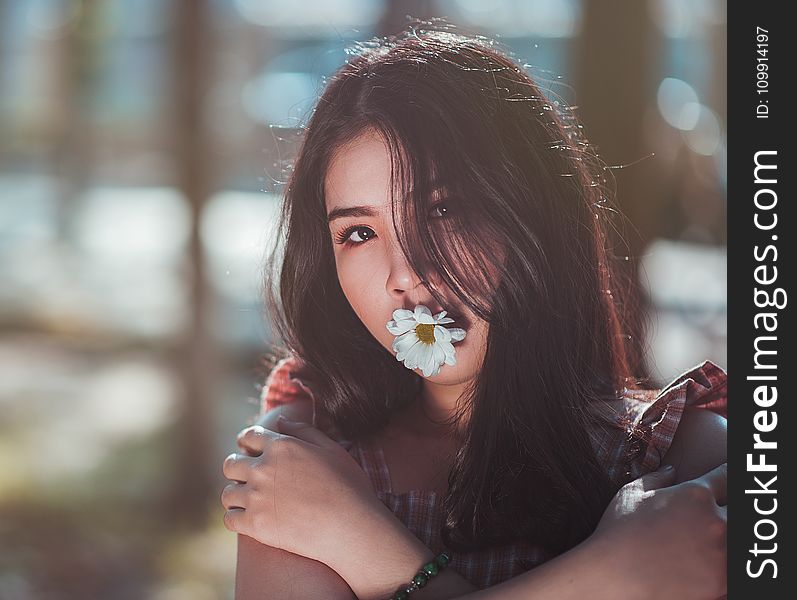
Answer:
(421, 368, 471, 384)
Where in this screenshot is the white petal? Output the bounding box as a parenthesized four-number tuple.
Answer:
(414, 305, 433, 323)
(393, 332, 418, 358)
(441, 341, 457, 365)
(393, 308, 415, 321)
(419, 343, 436, 373)
(387, 319, 417, 335)
(419, 358, 430, 377)
(448, 327, 467, 342)
(434, 325, 452, 342)
(396, 345, 417, 362)
(433, 310, 447, 320)
(422, 344, 446, 377)
(436, 316, 455, 325)
(421, 350, 438, 377)
(432, 342, 446, 366)
(403, 340, 426, 369)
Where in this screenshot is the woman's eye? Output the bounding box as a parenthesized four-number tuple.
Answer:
(334, 203, 451, 247)
(430, 202, 451, 218)
(334, 225, 376, 246)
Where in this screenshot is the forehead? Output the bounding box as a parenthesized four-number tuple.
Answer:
(324, 130, 394, 212)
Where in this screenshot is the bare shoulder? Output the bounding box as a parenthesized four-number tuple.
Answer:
(236, 534, 355, 599)
(662, 406, 727, 483)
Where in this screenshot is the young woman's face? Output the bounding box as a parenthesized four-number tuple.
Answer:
(324, 129, 489, 386)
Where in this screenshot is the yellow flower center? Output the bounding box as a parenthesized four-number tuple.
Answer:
(415, 323, 436, 345)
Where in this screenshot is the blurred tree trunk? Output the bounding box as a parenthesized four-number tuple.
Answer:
(53, 0, 103, 241)
(573, 0, 660, 379)
(168, 0, 218, 526)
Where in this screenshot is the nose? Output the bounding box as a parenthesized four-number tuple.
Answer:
(385, 243, 434, 308)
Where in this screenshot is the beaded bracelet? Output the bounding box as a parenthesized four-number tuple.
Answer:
(387, 550, 452, 600)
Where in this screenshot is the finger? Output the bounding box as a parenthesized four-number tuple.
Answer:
(236, 439, 261, 457)
(222, 451, 258, 483)
(236, 425, 278, 456)
(223, 507, 247, 534)
(637, 463, 678, 492)
(221, 481, 248, 510)
(696, 462, 727, 505)
(275, 416, 337, 448)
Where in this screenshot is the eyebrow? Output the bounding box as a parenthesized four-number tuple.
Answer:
(326, 182, 449, 224)
(326, 205, 382, 224)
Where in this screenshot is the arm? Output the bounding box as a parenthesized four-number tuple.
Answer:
(330, 508, 625, 600)
(235, 534, 356, 600)
(326, 466, 726, 600)
(232, 404, 725, 600)
(232, 402, 475, 599)
(232, 404, 603, 600)
(452, 407, 729, 600)
(318, 407, 727, 600)
(234, 402, 358, 600)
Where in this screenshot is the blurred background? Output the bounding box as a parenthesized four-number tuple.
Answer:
(0, 0, 726, 598)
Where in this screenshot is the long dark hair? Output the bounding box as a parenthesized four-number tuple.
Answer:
(263, 19, 644, 555)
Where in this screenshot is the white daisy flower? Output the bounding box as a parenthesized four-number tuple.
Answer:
(386, 304, 467, 377)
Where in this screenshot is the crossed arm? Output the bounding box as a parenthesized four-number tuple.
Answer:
(233, 402, 727, 600)
(234, 401, 361, 599)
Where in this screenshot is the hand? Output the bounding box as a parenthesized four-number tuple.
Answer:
(592, 463, 727, 600)
(221, 417, 387, 567)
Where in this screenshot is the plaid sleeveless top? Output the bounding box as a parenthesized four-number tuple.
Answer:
(260, 356, 728, 590)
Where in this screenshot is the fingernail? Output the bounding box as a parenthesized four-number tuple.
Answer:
(659, 464, 674, 472)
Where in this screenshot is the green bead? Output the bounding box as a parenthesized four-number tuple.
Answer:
(436, 551, 451, 566)
(413, 572, 429, 587)
(393, 591, 408, 600)
(422, 561, 439, 576)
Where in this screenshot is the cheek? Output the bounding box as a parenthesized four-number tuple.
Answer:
(454, 319, 489, 371)
(336, 260, 363, 309)
(335, 255, 392, 342)
(336, 253, 379, 306)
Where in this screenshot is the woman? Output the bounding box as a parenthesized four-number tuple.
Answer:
(222, 21, 727, 599)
